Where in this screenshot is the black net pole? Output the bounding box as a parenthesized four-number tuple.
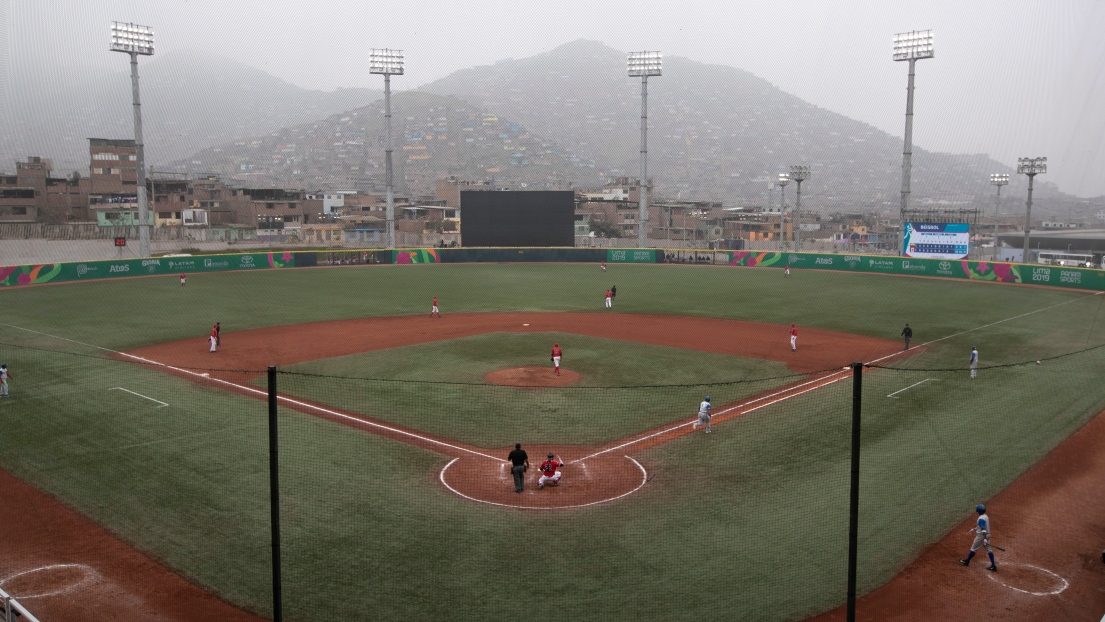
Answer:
(268, 366, 283, 622)
(846, 361, 863, 622)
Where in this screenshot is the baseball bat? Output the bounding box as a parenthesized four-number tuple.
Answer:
(992, 545, 1006, 552)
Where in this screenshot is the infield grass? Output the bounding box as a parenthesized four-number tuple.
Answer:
(3, 263, 1105, 621)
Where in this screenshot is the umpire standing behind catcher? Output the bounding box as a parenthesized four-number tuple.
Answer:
(506, 443, 529, 493)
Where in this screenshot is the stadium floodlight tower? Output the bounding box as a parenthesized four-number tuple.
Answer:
(628, 51, 662, 248)
(1017, 157, 1046, 260)
(789, 166, 810, 250)
(110, 21, 155, 259)
(990, 174, 1009, 260)
(893, 30, 934, 255)
(370, 48, 404, 249)
(777, 173, 790, 250)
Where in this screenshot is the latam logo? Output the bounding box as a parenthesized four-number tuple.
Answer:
(109, 264, 130, 273)
(868, 260, 894, 270)
(815, 257, 834, 265)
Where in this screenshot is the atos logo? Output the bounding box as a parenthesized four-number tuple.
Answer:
(109, 264, 130, 273)
(815, 258, 833, 265)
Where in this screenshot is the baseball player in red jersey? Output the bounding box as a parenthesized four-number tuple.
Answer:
(209, 324, 218, 352)
(605, 289, 612, 309)
(180, 272, 186, 286)
(431, 296, 441, 318)
(538, 453, 563, 489)
(790, 324, 798, 351)
(551, 342, 563, 375)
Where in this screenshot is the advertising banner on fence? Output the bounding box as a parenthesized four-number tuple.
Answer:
(607, 249, 656, 263)
(902, 223, 970, 259)
(726, 251, 1105, 291)
(0, 252, 297, 287)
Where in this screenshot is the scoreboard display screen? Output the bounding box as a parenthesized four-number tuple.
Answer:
(903, 223, 969, 259)
(460, 191, 575, 247)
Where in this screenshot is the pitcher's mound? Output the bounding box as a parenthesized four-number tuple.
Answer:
(484, 366, 580, 387)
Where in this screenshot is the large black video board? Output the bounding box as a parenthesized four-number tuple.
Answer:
(460, 191, 575, 247)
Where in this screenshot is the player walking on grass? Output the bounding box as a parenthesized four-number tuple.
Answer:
(431, 296, 441, 318)
(551, 342, 563, 376)
(605, 289, 612, 309)
(959, 504, 998, 571)
(209, 325, 218, 352)
(790, 324, 798, 351)
(969, 346, 979, 378)
(538, 453, 563, 488)
(901, 324, 912, 350)
(0, 363, 11, 397)
(506, 443, 529, 493)
(692, 396, 712, 433)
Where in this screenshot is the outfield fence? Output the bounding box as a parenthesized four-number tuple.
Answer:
(2, 334, 1104, 621)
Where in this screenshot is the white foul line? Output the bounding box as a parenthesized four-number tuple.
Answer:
(887, 379, 933, 399)
(115, 352, 502, 462)
(109, 387, 169, 407)
(917, 290, 1104, 348)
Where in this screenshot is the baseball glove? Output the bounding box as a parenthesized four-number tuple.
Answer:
(551, 357, 554, 362)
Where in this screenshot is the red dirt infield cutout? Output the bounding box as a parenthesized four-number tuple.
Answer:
(484, 366, 581, 387)
(1, 311, 1102, 619)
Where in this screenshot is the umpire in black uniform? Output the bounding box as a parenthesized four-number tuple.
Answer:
(901, 324, 913, 350)
(507, 443, 529, 493)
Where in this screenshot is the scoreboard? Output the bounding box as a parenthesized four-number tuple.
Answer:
(903, 223, 969, 259)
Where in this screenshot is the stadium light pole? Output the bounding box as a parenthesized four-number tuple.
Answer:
(990, 174, 1009, 261)
(110, 21, 154, 259)
(1017, 157, 1046, 262)
(893, 30, 934, 256)
(789, 166, 810, 251)
(628, 51, 661, 248)
(777, 173, 790, 250)
(370, 48, 404, 249)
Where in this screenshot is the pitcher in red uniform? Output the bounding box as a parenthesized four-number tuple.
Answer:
(551, 342, 563, 376)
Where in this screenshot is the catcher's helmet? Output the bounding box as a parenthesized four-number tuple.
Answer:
(704, 396, 711, 402)
(976, 504, 986, 514)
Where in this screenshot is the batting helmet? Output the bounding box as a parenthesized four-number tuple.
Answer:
(704, 396, 711, 402)
(547, 453, 554, 459)
(976, 504, 986, 514)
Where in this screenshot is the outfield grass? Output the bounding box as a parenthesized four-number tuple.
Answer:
(2, 263, 1105, 621)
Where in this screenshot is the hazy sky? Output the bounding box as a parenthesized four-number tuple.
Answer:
(4, 0, 1104, 197)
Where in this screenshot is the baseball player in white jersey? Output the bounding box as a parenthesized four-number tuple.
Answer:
(692, 396, 712, 433)
(0, 363, 11, 397)
(959, 503, 997, 571)
(969, 346, 979, 378)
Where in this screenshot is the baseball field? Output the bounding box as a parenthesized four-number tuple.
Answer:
(2, 261, 1105, 620)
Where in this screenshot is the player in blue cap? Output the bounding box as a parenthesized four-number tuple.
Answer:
(959, 503, 997, 571)
(692, 395, 712, 433)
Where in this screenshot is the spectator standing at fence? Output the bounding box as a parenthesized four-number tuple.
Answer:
(901, 324, 912, 350)
(179, 272, 186, 286)
(506, 443, 529, 493)
(0, 363, 11, 397)
(209, 325, 218, 353)
(969, 346, 979, 378)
